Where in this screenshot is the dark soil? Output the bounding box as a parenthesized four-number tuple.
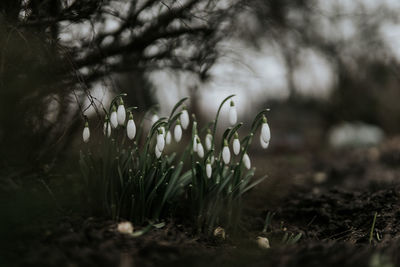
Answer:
(3, 138, 400, 267)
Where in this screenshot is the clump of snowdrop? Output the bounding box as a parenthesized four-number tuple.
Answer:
(180, 106, 190, 130)
(110, 105, 118, 129)
(174, 120, 182, 142)
(229, 100, 237, 126)
(222, 139, 231, 164)
(117, 98, 126, 126)
(83, 121, 90, 143)
(127, 112, 136, 140)
(233, 132, 240, 155)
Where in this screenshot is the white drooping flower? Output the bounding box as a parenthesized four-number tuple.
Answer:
(206, 161, 212, 178)
(197, 138, 204, 158)
(222, 139, 231, 164)
(233, 133, 240, 155)
(160, 126, 166, 137)
(261, 116, 271, 143)
(110, 106, 118, 129)
(117, 98, 126, 126)
(151, 114, 159, 125)
(205, 129, 213, 150)
(166, 130, 172, 145)
(103, 116, 111, 137)
(126, 112, 136, 140)
(117, 221, 134, 234)
(229, 100, 237, 126)
(83, 121, 90, 143)
(156, 129, 165, 152)
(155, 145, 162, 158)
(180, 107, 189, 130)
(243, 153, 251, 170)
(193, 135, 199, 152)
(260, 134, 270, 149)
(210, 155, 215, 164)
(174, 120, 182, 142)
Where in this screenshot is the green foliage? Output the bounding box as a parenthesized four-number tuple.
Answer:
(79, 94, 270, 232)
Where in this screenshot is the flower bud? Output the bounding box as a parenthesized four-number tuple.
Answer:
(197, 138, 204, 158)
(117, 98, 126, 126)
(156, 129, 165, 152)
(110, 105, 118, 129)
(127, 112, 136, 140)
(243, 153, 251, 169)
(166, 130, 172, 145)
(222, 140, 231, 164)
(180, 107, 189, 130)
(233, 133, 240, 155)
(205, 129, 213, 150)
(83, 121, 90, 143)
(261, 116, 271, 143)
(174, 120, 182, 142)
(229, 100, 237, 126)
(193, 135, 199, 152)
(206, 161, 212, 178)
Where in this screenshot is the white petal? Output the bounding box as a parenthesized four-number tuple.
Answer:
(206, 164, 212, 178)
(160, 126, 166, 137)
(83, 127, 90, 143)
(193, 135, 198, 152)
(103, 122, 111, 137)
(243, 153, 251, 169)
(151, 114, 159, 124)
(260, 134, 269, 149)
(222, 146, 231, 164)
(117, 105, 126, 126)
(157, 133, 165, 151)
(205, 134, 213, 150)
(233, 139, 240, 155)
(197, 143, 204, 158)
(110, 111, 118, 129)
(229, 106, 237, 126)
(180, 110, 189, 130)
(210, 155, 215, 164)
(261, 123, 271, 143)
(174, 124, 182, 142)
(166, 131, 172, 145)
(155, 146, 162, 158)
(127, 119, 136, 140)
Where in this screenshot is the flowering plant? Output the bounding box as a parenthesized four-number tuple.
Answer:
(79, 94, 270, 233)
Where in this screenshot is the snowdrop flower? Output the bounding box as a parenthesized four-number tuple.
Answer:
(117, 221, 134, 234)
(206, 160, 212, 178)
(260, 134, 269, 149)
(83, 121, 90, 143)
(243, 153, 251, 170)
(197, 137, 204, 158)
(110, 105, 118, 129)
(229, 100, 237, 126)
(155, 145, 162, 158)
(117, 98, 126, 126)
(174, 120, 182, 142)
(261, 116, 271, 143)
(222, 139, 231, 164)
(166, 130, 172, 145)
(205, 129, 213, 150)
(126, 112, 136, 140)
(233, 132, 240, 155)
(180, 107, 189, 130)
(151, 114, 159, 124)
(160, 126, 166, 137)
(103, 117, 111, 137)
(156, 129, 165, 152)
(210, 155, 215, 164)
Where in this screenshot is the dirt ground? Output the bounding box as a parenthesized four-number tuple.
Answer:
(3, 137, 400, 267)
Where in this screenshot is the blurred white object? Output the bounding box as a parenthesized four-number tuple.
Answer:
(328, 122, 384, 148)
(256, 236, 270, 249)
(117, 221, 134, 234)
